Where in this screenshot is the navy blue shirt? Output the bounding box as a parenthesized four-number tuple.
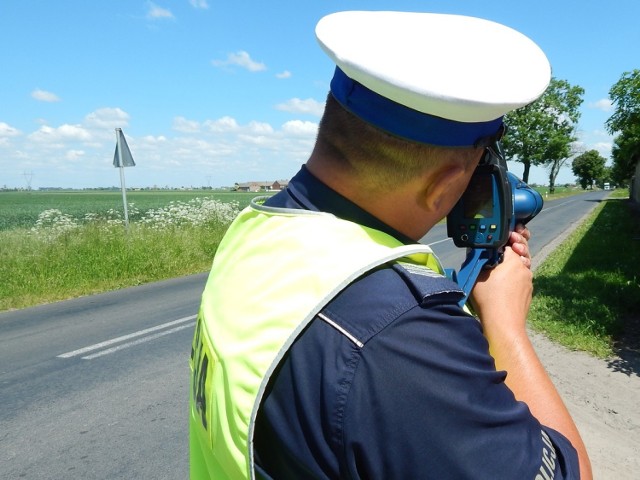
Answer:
(254, 166, 579, 479)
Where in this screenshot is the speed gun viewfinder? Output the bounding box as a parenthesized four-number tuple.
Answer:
(446, 143, 543, 283)
(445, 143, 543, 302)
(447, 155, 512, 251)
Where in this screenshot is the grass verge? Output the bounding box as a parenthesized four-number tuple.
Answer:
(529, 189, 640, 357)
(0, 198, 240, 311)
(0, 222, 225, 311)
(3, 189, 638, 361)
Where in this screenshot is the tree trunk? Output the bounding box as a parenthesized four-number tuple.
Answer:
(522, 161, 531, 184)
(547, 158, 568, 195)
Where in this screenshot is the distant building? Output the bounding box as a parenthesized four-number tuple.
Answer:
(234, 180, 289, 192)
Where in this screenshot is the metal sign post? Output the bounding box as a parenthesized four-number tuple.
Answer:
(113, 128, 136, 228)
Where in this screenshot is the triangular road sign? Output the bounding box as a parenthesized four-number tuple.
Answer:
(113, 128, 136, 167)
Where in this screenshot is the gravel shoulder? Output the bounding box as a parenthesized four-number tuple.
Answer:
(531, 331, 640, 479)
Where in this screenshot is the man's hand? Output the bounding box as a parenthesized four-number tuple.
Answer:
(470, 223, 533, 334)
(509, 223, 531, 269)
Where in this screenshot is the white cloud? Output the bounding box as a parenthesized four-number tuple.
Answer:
(204, 116, 240, 132)
(276, 70, 292, 79)
(0, 122, 21, 137)
(173, 116, 200, 133)
(65, 149, 85, 160)
(31, 89, 60, 102)
(247, 121, 274, 135)
(146, 2, 174, 20)
(85, 108, 130, 129)
(276, 98, 324, 117)
(28, 124, 91, 143)
(590, 98, 614, 112)
(212, 51, 266, 72)
(593, 141, 613, 157)
(189, 0, 209, 9)
(201, 117, 275, 136)
(140, 135, 167, 144)
(282, 120, 318, 136)
(0, 109, 320, 189)
(574, 128, 615, 161)
(238, 133, 277, 147)
(58, 124, 91, 139)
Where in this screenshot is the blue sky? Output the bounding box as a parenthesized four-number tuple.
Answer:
(1, 1, 638, 189)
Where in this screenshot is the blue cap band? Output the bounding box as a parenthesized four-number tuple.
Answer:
(330, 67, 504, 147)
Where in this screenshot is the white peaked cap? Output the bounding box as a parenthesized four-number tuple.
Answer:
(315, 11, 551, 147)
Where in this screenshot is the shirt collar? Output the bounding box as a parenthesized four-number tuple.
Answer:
(279, 165, 416, 245)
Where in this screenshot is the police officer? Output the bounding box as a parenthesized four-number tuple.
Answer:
(190, 11, 592, 479)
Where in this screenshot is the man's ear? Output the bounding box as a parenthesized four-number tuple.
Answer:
(421, 164, 467, 212)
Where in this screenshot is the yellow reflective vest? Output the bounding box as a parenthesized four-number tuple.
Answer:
(189, 198, 443, 479)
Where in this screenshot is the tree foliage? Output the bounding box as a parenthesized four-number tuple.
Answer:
(572, 150, 606, 189)
(606, 69, 640, 134)
(610, 126, 640, 186)
(606, 69, 640, 185)
(502, 78, 584, 192)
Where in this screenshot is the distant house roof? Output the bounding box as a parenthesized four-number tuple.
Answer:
(235, 180, 289, 192)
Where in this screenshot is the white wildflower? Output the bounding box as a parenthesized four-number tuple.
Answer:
(30, 209, 79, 241)
(139, 197, 240, 229)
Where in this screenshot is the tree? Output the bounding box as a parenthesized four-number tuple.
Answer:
(606, 70, 640, 185)
(572, 150, 606, 189)
(502, 78, 584, 192)
(606, 69, 640, 133)
(610, 126, 640, 187)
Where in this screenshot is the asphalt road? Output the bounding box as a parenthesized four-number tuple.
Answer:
(0, 189, 608, 479)
(421, 189, 609, 270)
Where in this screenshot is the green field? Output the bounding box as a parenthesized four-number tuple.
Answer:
(0, 190, 261, 231)
(2, 187, 637, 361)
(1, 187, 581, 232)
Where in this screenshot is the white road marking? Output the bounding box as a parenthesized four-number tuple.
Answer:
(81, 323, 195, 359)
(426, 237, 453, 247)
(57, 314, 196, 360)
(536, 198, 579, 214)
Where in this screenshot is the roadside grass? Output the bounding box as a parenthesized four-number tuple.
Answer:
(530, 189, 640, 357)
(0, 198, 240, 311)
(533, 185, 581, 201)
(4, 186, 638, 361)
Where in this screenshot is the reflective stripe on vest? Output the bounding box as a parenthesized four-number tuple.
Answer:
(189, 198, 443, 479)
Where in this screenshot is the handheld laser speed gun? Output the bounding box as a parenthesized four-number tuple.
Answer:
(445, 143, 543, 305)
